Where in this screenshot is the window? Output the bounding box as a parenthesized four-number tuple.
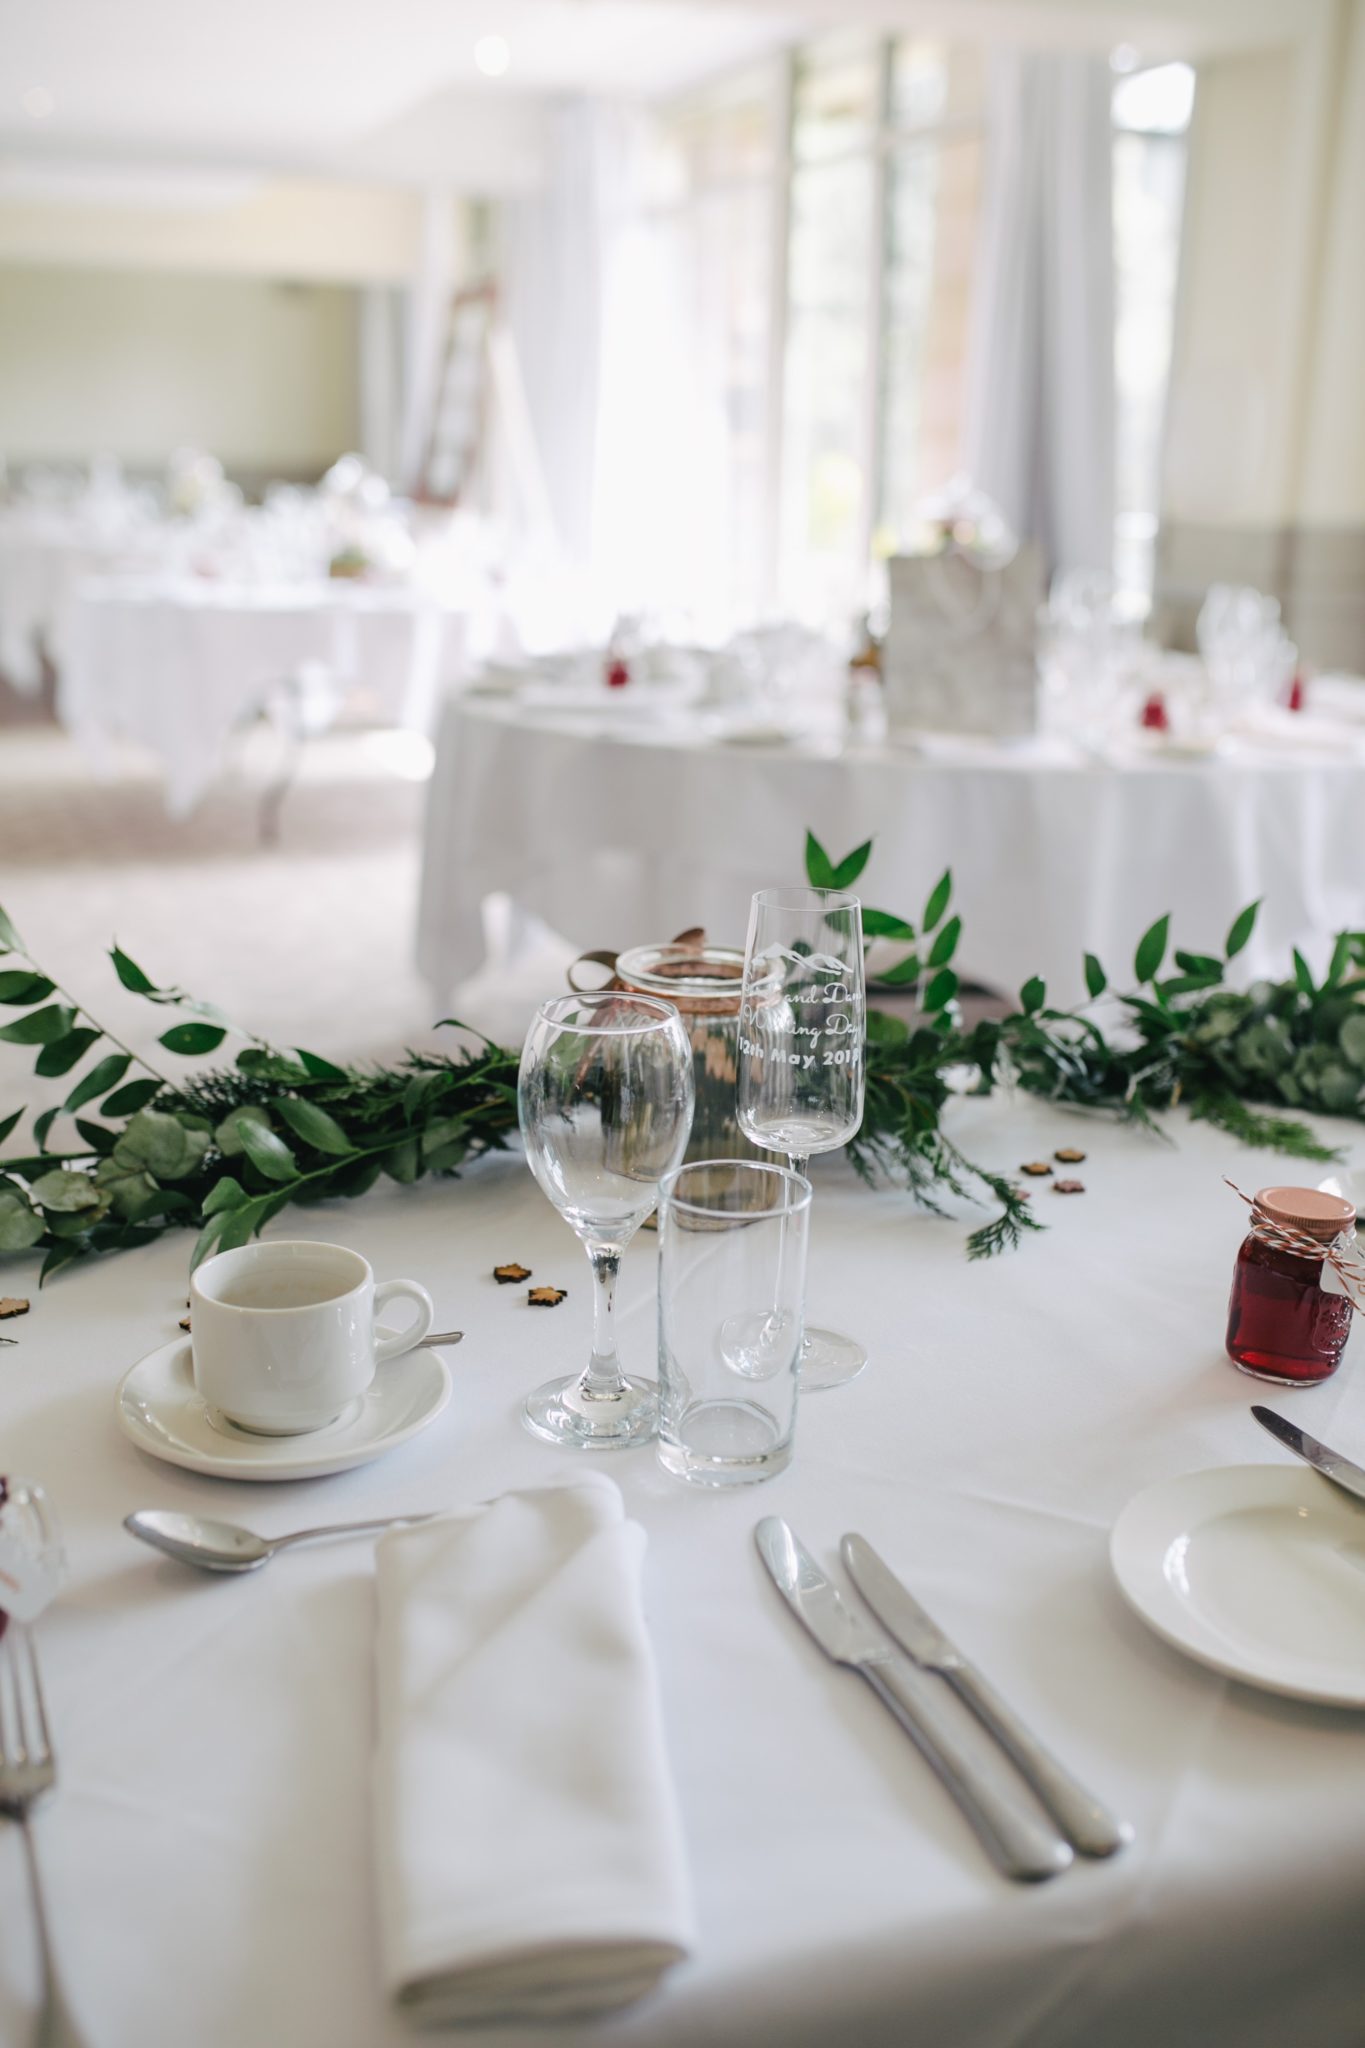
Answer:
(1112, 61, 1195, 601)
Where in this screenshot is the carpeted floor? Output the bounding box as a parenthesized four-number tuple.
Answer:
(0, 721, 569, 1124)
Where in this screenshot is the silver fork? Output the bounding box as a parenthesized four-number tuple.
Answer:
(0, 1627, 87, 2048)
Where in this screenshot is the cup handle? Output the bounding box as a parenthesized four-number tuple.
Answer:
(373, 1280, 436, 1363)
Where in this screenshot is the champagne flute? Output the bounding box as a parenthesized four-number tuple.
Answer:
(518, 991, 695, 1449)
(736, 887, 866, 1391)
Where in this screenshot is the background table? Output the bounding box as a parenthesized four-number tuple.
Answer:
(3, 1094, 1365, 2047)
(59, 577, 469, 815)
(417, 694, 1365, 1007)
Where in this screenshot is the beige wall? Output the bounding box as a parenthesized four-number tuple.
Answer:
(1298, 0, 1365, 524)
(0, 266, 359, 473)
(0, 178, 424, 284)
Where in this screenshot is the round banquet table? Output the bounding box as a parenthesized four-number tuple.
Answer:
(3, 1093, 1365, 2048)
(417, 693, 1365, 1007)
(59, 577, 469, 816)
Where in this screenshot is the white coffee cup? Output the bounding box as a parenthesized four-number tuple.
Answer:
(190, 1240, 435, 1435)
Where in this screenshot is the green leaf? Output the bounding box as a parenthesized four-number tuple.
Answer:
(0, 971, 54, 1005)
(923, 967, 958, 1012)
(0, 1191, 44, 1251)
(864, 1009, 910, 1046)
(73, 1119, 116, 1155)
(1339, 1013, 1365, 1069)
(1020, 975, 1046, 1015)
(1134, 915, 1170, 985)
(158, 1021, 228, 1056)
(927, 915, 961, 969)
(34, 1026, 101, 1078)
(113, 1107, 210, 1182)
(39, 1243, 85, 1285)
(29, 1168, 105, 1214)
(1174, 951, 1223, 978)
(63, 1051, 131, 1114)
(1224, 900, 1260, 960)
(1083, 953, 1107, 1000)
(829, 839, 873, 889)
(101, 1077, 162, 1118)
(0, 1003, 74, 1046)
(0, 906, 24, 954)
(296, 1048, 348, 1081)
(872, 953, 922, 987)
(201, 1176, 248, 1216)
(109, 944, 157, 994)
(272, 1097, 353, 1156)
(33, 1107, 58, 1151)
(234, 1118, 299, 1183)
(804, 831, 836, 889)
(0, 1108, 22, 1148)
(382, 1137, 420, 1183)
(1292, 948, 1316, 997)
(860, 909, 917, 941)
(1325, 932, 1354, 991)
(214, 1104, 274, 1157)
(922, 871, 952, 933)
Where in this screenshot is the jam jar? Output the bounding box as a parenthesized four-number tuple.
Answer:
(1225, 1185, 1357, 1384)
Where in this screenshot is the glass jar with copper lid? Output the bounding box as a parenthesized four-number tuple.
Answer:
(1225, 1185, 1357, 1384)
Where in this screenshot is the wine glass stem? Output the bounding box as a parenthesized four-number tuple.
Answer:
(582, 1244, 626, 1400)
(786, 1156, 812, 1358)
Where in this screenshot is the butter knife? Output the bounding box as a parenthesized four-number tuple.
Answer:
(1252, 1405, 1365, 1506)
(841, 1533, 1131, 1860)
(754, 1518, 1071, 1882)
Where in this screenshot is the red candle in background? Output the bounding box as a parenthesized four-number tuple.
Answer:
(1139, 691, 1170, 733)
(1286, 671, 1307, 713)
(1226, 1185, 1356, 1384)
(605, 656, 631, 690)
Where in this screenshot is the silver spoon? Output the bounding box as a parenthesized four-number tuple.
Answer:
(124, 1507, 437, 1574)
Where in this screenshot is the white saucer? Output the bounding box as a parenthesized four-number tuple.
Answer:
(1111, 1464, 1365, 1706)
(115, 1339, 452, 1482)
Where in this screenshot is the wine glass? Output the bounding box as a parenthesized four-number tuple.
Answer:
(736, 887, 866, 1391)
(518, 991, 695, 1449)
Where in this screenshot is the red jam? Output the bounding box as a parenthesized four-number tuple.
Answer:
(1225, 1187, 1356, 1384)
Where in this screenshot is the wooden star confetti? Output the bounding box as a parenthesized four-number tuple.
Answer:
(527, 1286, 568, 1307)
(0, 1298, 30, 1321)
(179, 1315, 192, 1332)
(1020, 1162, 1052, 1177)
(1054, 1147, 1087, 1164)
(494, 1263, 532, 1285)
(1053, 1179, 1086, 1195)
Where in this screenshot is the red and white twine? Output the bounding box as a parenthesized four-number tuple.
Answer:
(1225, 1178, 1365, 1310)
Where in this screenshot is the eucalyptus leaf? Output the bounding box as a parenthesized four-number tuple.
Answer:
(0, 1191, 44, 1251)
(30, 1168, 106, 1214)
(214, 1104, 274, 1157)
(93, 1158, 162, 1220)
(1340, 1013, 1365, 1070)
(113, 1108, 210, 1182)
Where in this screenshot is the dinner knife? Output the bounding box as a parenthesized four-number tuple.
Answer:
(1252, 1405, 1365, 1506)
(754, 1518, 1071, 1882)
(840, 1534, 1132, 1860)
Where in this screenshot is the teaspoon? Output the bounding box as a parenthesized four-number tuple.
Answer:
(124, 1507, 437, 1574)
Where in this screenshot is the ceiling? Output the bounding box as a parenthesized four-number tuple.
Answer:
(0, 0, 1321, 192)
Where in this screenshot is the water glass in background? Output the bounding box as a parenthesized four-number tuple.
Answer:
(656, 1160, 811, 1487)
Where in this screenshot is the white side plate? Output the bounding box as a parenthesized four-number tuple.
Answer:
(1111, 1464, 1365, 1706)
(115, 1339, 451, 1482)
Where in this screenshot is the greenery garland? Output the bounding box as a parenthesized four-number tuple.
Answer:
(0, 840, 1361, 1280)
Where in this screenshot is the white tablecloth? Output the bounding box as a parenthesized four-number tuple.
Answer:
(3, 1094, 1365, 2047)
(59, 578, 468, 815)
(417, 695, 1365, 1006)
(0, 514, 160, 694)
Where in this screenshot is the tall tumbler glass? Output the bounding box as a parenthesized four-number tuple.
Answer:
(656, 1160, 811, 1486)
(518, 992, 695, 1450)
(736, 886, 866, 1391)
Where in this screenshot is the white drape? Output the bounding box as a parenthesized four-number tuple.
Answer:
(964, 50, 1116, 578)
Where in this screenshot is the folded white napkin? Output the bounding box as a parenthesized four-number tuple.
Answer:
(373, 1479, 693, 2027)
